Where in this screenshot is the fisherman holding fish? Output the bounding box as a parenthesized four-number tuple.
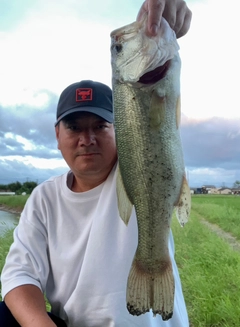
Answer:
(0, 1, 192, 326)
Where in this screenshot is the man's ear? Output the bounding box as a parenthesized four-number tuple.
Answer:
(55, 125, 60, 150)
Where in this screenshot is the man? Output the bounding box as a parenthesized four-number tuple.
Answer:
(0, 1, 192, 326)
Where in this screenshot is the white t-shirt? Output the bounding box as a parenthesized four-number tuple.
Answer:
(1, 166, 189, 327)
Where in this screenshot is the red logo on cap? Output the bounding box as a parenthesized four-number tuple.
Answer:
(76, 88, 93, 101)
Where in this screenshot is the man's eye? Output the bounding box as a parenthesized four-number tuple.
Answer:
(68, 125, 79, 131)
(96, 124, 108, 130)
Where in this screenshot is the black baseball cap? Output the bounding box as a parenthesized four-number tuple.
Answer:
(55, 80, 113, 126)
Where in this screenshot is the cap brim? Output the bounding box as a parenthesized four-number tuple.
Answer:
(55, 106, 113, 126)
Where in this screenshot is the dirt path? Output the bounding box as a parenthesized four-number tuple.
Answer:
(200, 217, 240, 252)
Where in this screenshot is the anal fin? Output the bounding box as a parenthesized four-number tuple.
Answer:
(175, 174, 191, 226)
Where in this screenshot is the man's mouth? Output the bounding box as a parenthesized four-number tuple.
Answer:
(77, 152, 99, 157)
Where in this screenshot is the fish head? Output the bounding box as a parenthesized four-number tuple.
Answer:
(110, 14, 180, 85)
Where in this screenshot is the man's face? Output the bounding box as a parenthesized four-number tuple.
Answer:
(55, 112, 117, 183)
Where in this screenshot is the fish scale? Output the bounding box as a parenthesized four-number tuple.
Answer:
(111, 14, 191, 320)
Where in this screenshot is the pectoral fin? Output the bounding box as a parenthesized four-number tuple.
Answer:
(175, 175, 191, 226)
(116, 164, 133, 225)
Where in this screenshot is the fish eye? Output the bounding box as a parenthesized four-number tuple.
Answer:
(114, 44, 123, 53)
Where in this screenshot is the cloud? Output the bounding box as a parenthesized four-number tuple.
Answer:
(186, 167, 240, 189)
(178, 0, 240, 119)
(0, 0, 239, 187)
(181, 116, 240, 187)
(0, 0, 140, 105)
(0, 158, 68, 185)
(0, 90, 59, 158)
(181, 116, 240, 169)
(0, 101, 239, 187)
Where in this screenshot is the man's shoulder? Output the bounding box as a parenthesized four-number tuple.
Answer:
(21, 171, 69, 214)
(32, 171, 69, 194)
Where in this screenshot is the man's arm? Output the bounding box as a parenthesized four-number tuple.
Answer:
(137, 0, 192, 37)
(4, 285, 56, 327)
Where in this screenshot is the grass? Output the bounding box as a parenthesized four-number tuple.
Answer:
(192, 195, 240, 211)
(0, 229, 14, 301)
(0, 229, 14, 274)
(0, 195, 29, 212)
(191, 195, 240, 240)
(172, 195, 240, 327)
(1, 194, 240, 325)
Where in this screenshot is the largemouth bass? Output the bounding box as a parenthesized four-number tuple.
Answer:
(110, 15, 191, 320)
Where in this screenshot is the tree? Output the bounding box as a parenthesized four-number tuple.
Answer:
(0, 181, 38, 194)
(8, 181, 22, 192)
(0, 184, 8, 191)
(21, 181, 38, 194)
(233, 180, 240, 189)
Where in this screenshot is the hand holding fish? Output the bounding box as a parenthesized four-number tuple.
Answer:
(138, 0, 192, 37)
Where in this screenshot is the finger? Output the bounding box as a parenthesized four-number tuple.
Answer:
(136, 1, 148, 22)
(161, 1, 177, 30)
(162, 11, 177, 31)
(147, 0, 165, 36)
(175, 9, 192, 38)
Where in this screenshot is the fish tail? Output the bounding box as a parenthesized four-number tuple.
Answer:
(152, 263, 174, 320)
(126, 256, 174, 320)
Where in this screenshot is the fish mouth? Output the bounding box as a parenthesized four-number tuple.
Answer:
(138, 60, 171, 85)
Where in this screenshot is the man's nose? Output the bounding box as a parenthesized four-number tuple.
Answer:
(78, 130, 96, 146)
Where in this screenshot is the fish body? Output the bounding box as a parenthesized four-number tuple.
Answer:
(110, 15, 191, 320)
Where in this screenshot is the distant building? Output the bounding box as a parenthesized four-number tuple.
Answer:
(190, 187, 203, 194)
(0, 192, 15, 195)
(190, 186, 239, 195)
(202, 185, 216, 193)
(218, 188, 232, 195)
(208, 188, 219, 194)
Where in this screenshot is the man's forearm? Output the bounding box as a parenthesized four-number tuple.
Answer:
(4, 284, 56, 327)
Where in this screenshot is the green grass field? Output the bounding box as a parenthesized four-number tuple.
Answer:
(190, 195, 240, 241)
(0, 195, 29, 212)
(172, 195, 240, 326)
(1, 194, 240, 326)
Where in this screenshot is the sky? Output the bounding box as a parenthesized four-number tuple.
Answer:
(0, 0, 239, 188)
